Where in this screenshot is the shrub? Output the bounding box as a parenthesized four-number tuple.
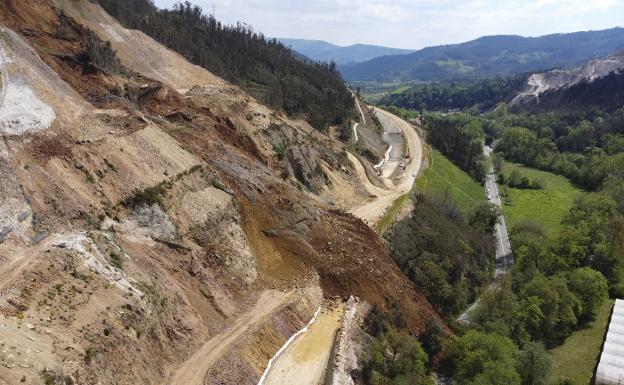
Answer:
(109, 252, 123, 269)
(78, 30, 125, 75)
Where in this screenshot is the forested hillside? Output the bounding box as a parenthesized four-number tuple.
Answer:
(340, 28, 624, 82)
(380, 75, 526, 112)
(422, 113, 487, 182)
(93, 0, 354, 130)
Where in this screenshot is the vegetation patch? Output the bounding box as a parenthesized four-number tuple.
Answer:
(375, 193, 409, 234)
(549, 299, 613, 385)
(121, 165, 203, 208)
(499, 161, 583, 237)
(415, 149, 487, 213)
(353, 143, 380, 164)
(423, 113, 486, 182)
(386, 192, 496, 318)
(109, 252, 123, 269)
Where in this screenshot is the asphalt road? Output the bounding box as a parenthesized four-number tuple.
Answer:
(484, 145, 514, 277)
(458, 145, 513, 323)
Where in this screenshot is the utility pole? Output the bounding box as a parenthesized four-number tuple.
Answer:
(212, 3, 216, 17)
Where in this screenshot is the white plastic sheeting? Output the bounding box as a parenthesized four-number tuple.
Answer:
(596, 299, 624, 384)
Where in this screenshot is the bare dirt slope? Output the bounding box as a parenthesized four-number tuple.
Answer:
(52, 0, 227, 93)
(511, 55, 624, 104)
(0, 2, 445, 385)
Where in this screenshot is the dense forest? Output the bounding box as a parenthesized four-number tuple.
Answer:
(491, 107, 624, 190)
(387, 193, 496, 318)
(380, 75, 526, 112)
(422, 113, 486, 182)
(93, 0, 355, 130)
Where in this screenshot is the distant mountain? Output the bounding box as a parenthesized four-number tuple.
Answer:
(339, 28, 624, 82)
(277, 38, 414, 64)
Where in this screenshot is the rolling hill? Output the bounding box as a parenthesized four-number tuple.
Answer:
(340, 28, 624, 82)
(278, 38, 414, 64)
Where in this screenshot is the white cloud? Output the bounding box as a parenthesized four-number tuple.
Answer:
(153, 0, 624, 48)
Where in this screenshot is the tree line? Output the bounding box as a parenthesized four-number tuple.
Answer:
(93, 0, 355, 131)
(422, 113, 487, 183)
(380, 75, 527, 112)
(490, 106, 624, 191)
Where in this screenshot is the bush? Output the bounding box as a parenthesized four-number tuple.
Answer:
(78, 30, 125, 75)
(109, 252, 123, 269)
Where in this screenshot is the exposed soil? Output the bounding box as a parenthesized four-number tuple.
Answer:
(262, 300, 344, 385)
(0, 2, 447, 385)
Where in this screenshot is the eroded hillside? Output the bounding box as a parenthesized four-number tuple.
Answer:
(0, 1, 444, 384)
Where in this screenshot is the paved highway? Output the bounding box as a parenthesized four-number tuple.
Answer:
(484, 145, 514, 277)
(458, 145, 513, 323)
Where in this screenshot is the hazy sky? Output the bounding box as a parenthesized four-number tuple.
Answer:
(153, 0, 624, 49)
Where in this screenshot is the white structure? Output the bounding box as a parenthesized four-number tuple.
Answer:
(596, 299, 624, 385)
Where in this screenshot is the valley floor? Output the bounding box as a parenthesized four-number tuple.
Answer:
(500, 161, 584, 237)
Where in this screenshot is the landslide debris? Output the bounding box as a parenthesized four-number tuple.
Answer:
(0, 2, 447, 385)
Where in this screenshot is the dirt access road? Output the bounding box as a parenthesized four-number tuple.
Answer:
(166, 290, 295, 385)
(349, 107, 424, 225)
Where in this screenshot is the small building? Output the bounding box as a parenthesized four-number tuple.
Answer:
(596, 299, 624, 384)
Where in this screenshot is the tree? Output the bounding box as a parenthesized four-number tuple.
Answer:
(509, 170, 522, 187)
(556, 194, 620, 278)
(361, 327, 432, 385)
(517, 341, 552, 385)
(520, 275, 581, 344)
(470, 203, 501, 233)
(446, 330, 520, 385)
(566, 267, 608, 321)
(470, 361, 522, 385)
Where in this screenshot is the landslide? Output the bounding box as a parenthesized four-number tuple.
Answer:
(0, 1, 446, 384)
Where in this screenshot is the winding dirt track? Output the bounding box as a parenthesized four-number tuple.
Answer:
(349, 107, 424, 224)
(167, 290, 294, 385)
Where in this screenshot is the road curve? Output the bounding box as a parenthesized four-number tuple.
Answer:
(349, 107, 423, 224)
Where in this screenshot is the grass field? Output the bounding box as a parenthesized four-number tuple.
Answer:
(376, 147, 485, 233)
(415, 148, 487, 213)
(549, 299, 613, 385)
(500, 161, 583, 237)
